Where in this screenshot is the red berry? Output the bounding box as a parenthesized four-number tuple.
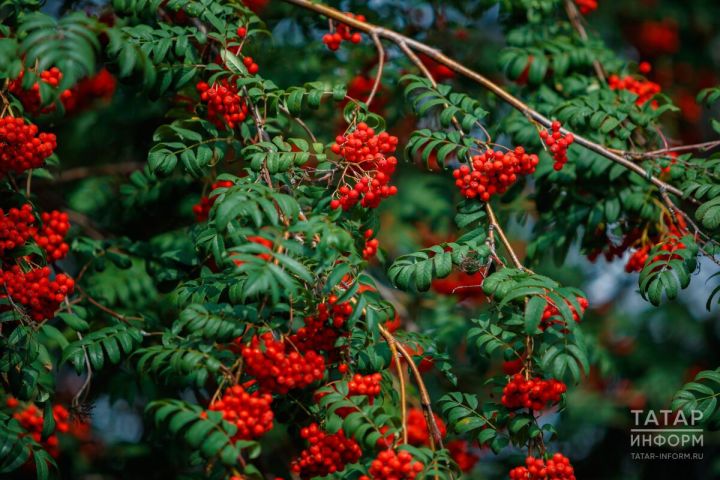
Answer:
(291, 423, 362, 478)
(330, 126, 399, 210)
(240, 333, 326, 394)
(501, 374, 566, 411)
(208, 385, 273, 441)
(362, 449, 424, 480)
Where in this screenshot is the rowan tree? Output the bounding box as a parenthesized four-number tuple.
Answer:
(1, 0, 719, 479)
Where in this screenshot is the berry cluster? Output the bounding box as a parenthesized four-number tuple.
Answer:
(360, 449, 425, 480)
(587, 227, 642, 263)
(230, 235, 274, 267)
(34, 210, 71, 261)
(331, 124, 399, 164)
(501, 374, 566, 410)
(241, 333, 326, 393)
(62, 69, 117, 115)
(625, 235, 686, 273)
(418, 53, 455, 82)
(348, 372, 382, 399)
(541, 296, 590, 331)
(0, 204, 36, 255)
(10, 67, 116, 117)
(447, 440, 479, 473)
(625, 214, 688, 273)
(193, 180, 234, 222)
(207, 385, 273, 440)
(322, 14, 365, 51)
(291, 423, 362, 478)
(1, 266, 75, 321)
(624, 246, 650, 272)
(196, 80, 248, 129)
(9, 68, 72, 115)
(241, 0, 268, 13)
(637, 20, 678, 56)
(539, 121, 574, 171)
(362, 229, 379, 259)
(608, 74, 661, 107)
(330, 123, 399, 210)
(316, 371, 383, 417)
(406, 408, 447, 447)
(0, 117, 57, 176)
(574, 0, 597, 15)
(452, 147, 539, 201)
(509, 453, 576, 480)
(7, 397, 70, 458)
(290, 296, 353, 356)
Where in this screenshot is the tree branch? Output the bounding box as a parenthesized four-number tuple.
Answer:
(378, 325, 408, 444)
(563, 0, 606, 82)
(366, 33, 385, 108)
(485, 203, 527, 271)
(280, 0, 684, 198)
(378, 324, 444, 449)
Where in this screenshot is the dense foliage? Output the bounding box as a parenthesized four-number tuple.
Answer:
(1, 0, 719, 479)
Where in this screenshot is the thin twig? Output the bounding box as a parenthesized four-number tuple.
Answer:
(76, 285, 143, 323)
(485, 203, 526, 271)
(563, 0, 605, 82)
(630, 140, 720, 158)
(378, 324, 444, 449)
(379, 326, 408, 444)
(25, 171, 32, 197)
(366, 33, 385, 108)
(278, 104, 318, 142)
(72, 332, 93, 408)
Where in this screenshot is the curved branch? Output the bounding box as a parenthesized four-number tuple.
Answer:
(366, 33, 385, 108)
(280, 0, 684, 198)
(378, 324, 444, 449)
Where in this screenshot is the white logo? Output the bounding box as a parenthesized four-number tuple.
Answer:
(629, 409, 704, 460)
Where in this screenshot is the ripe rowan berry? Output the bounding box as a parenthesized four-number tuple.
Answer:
(501, 374, 566, 411)
(7, 399, 73, 458)
(0, 117, 57, 176)
(9, 68, 72, 115)
(447, 439, 479, 472)
(539, 122, 574, 171)
(363, 229, 379, 259)
(240, 333, 326, 394)
(540, 296, 589, 331)
(609, 74, 661, 107)
(360, 448, 425, 480)
(196, 80, 248, 129)
(193, 180, 234, 222)
(509, 453, 576, 480)
(61, 69, 117, 115)
(406, 408, 446, 447)
(1, 266, 75, 321)
(322, 14, 365, 51)
(34, 210, 71, 261)
(625, 236, 686, 273)
(289, 297, 353, 359)
(452, 147, 539, 201)
(290, 423, 362, 478)
(0, 204, 36, 255)
(330, 123, 399, 210)
(625, 214, 687, 273)
(208, 385, 274, 440)
(348, 372, 382, 398)
(418, 53, 455, 82)
(574, 0, 597, 15)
